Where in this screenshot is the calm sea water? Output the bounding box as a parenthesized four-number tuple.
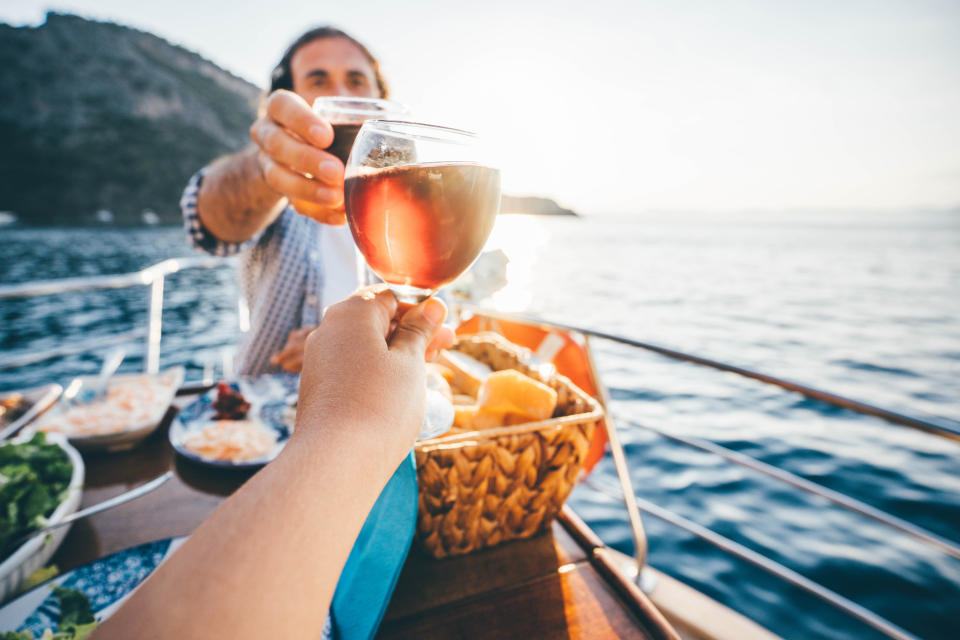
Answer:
(1, 212, 958, 639)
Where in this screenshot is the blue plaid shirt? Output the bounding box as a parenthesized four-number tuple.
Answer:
(180, 170, 359, 376)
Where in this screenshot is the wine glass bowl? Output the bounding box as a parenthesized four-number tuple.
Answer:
(344, 120, 501, 304)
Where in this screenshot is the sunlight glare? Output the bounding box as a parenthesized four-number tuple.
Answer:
(482, 215, 552, 312)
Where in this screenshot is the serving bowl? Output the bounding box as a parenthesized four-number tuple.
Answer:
(0, 433, 84, 603)
(31, 367, 184, 453)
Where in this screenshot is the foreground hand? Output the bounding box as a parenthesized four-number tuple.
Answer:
(249, 90, 347, 226)
(295, 287, 455, 457)
(270, 326, 315, 373)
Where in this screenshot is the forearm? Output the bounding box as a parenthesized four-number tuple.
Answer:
(196, 146, 287, 244)
(92, 289, 450, 639)
(94, 427, 401, 640)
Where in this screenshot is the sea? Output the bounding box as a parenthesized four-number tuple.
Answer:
(1, 211, 958, 639)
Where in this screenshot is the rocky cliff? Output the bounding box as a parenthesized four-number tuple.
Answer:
(0, 13, 260, 225)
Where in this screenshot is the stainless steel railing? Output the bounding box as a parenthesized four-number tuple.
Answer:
(0, 256, 234, 374)
(630, 418, 960, 560)
(455, 306, 960, 443)
(456, 305, 956, 640)
(584, 334, 650, 579)
(585, 476, 922, 640)
(457, 307, 960, 557)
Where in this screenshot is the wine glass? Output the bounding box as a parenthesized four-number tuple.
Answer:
(343, 120, 501, 305)
(312, 97, 411, 164)
(344, 120, 500, 440)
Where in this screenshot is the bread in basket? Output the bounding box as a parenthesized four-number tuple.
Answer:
(414, 332, 603, 558)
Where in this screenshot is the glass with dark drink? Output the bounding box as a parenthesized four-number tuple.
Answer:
(344, 120, 501, 304)
(311, 97, 410, 164)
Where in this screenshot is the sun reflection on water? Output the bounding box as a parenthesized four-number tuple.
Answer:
(481, 215, 552, 312)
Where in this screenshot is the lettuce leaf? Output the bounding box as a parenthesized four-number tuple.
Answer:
(52, 586, 94, 628)
(0, 587, 97, 639)
(0, 433, 71, 559)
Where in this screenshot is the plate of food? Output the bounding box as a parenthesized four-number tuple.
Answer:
(169, 375, 299, 469)
(29, 368, 185, 453)
(0, 432, 84, 604)
(0, 385, 63, 441)
(0, 536, 187, 637)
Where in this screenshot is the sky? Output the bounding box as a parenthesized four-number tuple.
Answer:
(4, 0, 960, 215)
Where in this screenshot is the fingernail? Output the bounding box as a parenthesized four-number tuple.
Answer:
(309, 124, 329, 146)
(317, 185, 343, 206)
(421, 297, 445, 326)
(318, 159, 342, 183)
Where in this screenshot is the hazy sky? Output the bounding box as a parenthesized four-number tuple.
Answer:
(4, 0, 960, 214)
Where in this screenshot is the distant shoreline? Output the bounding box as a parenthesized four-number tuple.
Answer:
(0, 195, 579, 228)
(499, 195, 578, 217)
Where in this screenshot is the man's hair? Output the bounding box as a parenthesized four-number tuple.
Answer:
(269, 26, 389, 98)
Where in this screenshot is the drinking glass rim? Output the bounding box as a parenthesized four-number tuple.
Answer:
(359, 119, 479, 144)
(311, 97, 410, 118)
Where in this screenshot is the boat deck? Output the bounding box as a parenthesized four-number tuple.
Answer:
(48, 397, 677, 639)
(380, 507, 675, 639)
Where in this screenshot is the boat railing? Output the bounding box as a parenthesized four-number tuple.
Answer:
(455, 307, 960, 443)
(585, 474, 922, 640)
(0, 256, 235, 374)
(0, 263, 951, 640)
(456, 305, 956, 640)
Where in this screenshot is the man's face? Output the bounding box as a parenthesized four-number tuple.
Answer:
(290, 37, 380, 104)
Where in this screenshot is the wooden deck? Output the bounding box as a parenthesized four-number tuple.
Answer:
(49, 397, 678, 639)
(380, 508, 677, 639)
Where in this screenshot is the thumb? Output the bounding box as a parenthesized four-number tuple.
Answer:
(390, 297, 447, 357)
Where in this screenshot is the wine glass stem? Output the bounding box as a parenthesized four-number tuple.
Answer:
(388, 284, 436, 306)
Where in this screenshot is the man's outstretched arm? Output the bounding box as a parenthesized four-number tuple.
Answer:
(196, 91, 347, 244)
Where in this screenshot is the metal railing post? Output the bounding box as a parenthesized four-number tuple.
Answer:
(145, 275, 164, 374)
(584, 335, 650, 585)
(587, 477, 922, 640)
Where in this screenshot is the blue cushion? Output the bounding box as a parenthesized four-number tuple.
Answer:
(331, 451, 418, 640)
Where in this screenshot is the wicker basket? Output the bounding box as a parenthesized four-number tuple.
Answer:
(414, 332, 603, 558)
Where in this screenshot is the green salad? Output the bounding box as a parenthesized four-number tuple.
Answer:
(1, 586, 97, 639)
(0, 433, 73, 561)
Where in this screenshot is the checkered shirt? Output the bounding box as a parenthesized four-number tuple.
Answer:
(180, 170, 335, 376)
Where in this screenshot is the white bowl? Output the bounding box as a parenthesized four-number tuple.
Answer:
(31, 367, 185, 453)
(0, 433, 85, 603)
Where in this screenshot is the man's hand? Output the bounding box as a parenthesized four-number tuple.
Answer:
(250, 90, 347, 226)
(270, 326, 315, 373)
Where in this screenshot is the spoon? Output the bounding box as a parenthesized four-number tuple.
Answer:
(59, 347, 127, 410)
(9, 471, 173, 549)
(90, 347, 126, 401)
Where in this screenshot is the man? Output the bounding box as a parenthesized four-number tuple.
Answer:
(181, 26, 390, 374)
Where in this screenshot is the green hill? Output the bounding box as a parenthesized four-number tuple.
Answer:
(0, 13, 260, 226)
